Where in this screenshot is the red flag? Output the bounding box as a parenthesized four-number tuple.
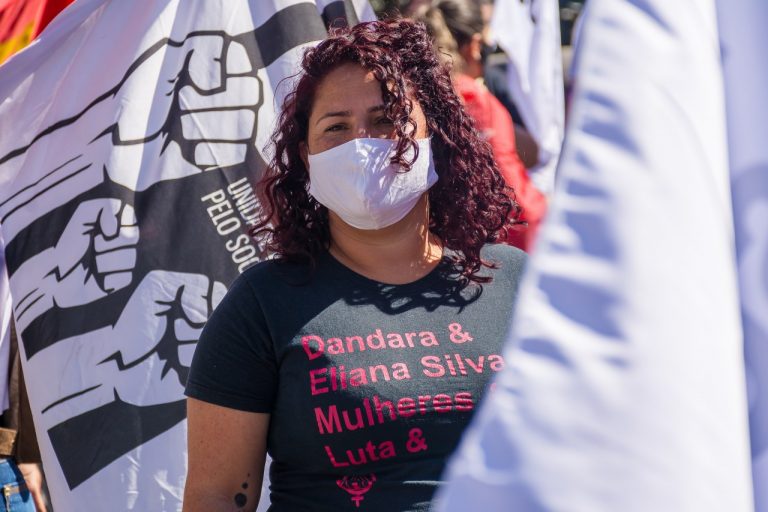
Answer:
(0, 0, 73, 64)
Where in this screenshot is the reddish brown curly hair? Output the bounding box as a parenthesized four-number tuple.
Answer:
(254, 18, 520, 281)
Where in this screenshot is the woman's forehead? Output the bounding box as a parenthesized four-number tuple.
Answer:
(310, 65, 383, 115)
(310, 63, 423, 115)
(317, 65, 380, 97)
(323, 62, 377, 83)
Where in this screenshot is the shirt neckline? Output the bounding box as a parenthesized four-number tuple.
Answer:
(321, 250, 454, 290)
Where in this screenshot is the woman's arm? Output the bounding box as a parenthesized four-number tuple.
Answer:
(183, 398, 270, 512)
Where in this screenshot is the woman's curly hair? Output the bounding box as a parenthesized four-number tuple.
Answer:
(254, 18, 521, 281)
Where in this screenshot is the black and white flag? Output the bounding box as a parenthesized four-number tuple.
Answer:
(0, 0, 374, 510)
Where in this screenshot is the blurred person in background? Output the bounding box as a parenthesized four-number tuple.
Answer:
(414, 0, 547, 251)
(0, 326, 47, 512)
(404, 0, 540, 169)
(477, 0, 540, 168)
(0, 247, 47, 512)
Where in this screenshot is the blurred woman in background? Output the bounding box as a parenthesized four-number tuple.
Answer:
(415, 0, 547, 251)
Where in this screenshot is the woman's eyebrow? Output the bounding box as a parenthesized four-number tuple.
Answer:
(315, 105, 386, 126)
(315, 110, 350, 125)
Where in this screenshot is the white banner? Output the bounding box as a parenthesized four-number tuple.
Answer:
(490, 0, 564, 195)
(438, 0, 754, 510)
(0, 0, 373, 510)
(715, 2, 768, 510)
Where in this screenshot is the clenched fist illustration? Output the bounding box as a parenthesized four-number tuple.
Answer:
(11, 198, 139, 332)
(99, 270, 227, 401)
(0, 31, 263, 239)
(35, 270, 226, 428)
(108, 32, 262, 181)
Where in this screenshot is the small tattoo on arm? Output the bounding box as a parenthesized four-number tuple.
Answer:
(234, 475, 250, 508)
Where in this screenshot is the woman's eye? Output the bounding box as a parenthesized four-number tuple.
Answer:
(325, 124, 346, 133)
(376, 117, 394, 125)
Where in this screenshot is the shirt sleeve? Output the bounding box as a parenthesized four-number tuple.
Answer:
(185, 271, 277, 413)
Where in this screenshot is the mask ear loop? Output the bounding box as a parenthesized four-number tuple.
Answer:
(403, 131, 431, 174)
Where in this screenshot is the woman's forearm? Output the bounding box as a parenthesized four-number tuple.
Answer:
(183, 488, 261, 512)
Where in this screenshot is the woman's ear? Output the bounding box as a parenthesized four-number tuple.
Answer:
(458, 33, 483, 70)
(469, 33, 483, 62)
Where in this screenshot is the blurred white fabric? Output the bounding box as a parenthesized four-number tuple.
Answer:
(438, 0, 755, 510)
(715, 2, 768, 510)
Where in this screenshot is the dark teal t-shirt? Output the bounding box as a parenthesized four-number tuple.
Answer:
(186, 244, 526, 511)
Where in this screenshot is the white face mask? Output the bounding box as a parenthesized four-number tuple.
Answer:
(307, 138, 438, 230)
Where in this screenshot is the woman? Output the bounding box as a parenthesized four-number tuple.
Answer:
(183, 19, 526, 512)
(415, 0, 547, 251)
(415, 0, 540, 169)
